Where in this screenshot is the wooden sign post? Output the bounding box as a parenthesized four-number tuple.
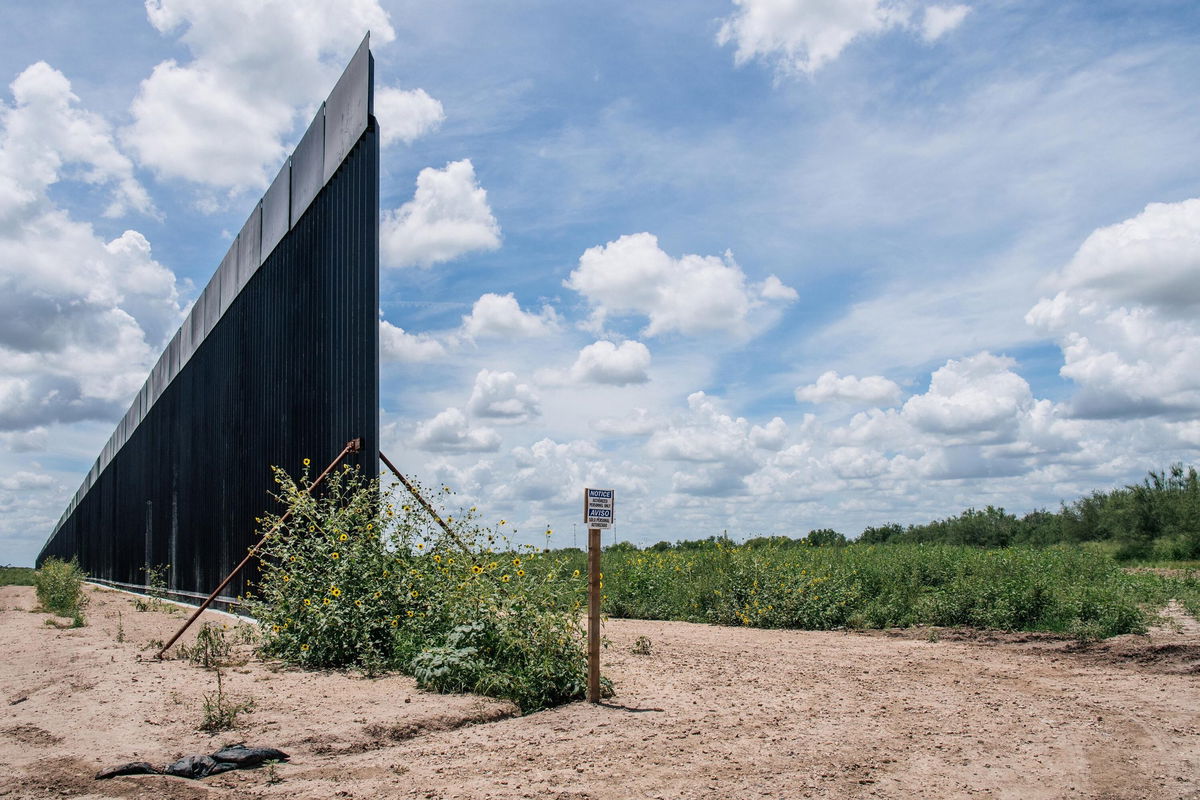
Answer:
(584, 488, 614, 703)
(587, 525, 601, 703)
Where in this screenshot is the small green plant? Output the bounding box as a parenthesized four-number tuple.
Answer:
(230, 623, 258, 646)
(630, 635, 653, 655)
(134, 564, 175, 613)
(115, 610, 125, 643)
(179, 622, 232, 668)
(35, 557, 87, 622)
(143, 563, 171, 597)
(198, 667, 252, 732)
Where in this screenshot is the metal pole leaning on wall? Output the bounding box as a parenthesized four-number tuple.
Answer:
(156, 438, 363, 659)
(379, 450, 472, 554)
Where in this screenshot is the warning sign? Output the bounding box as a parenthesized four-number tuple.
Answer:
(584, 488, 614, 529)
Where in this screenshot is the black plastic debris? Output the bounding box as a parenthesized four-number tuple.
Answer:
(95, 762, 157, 779)
(210, 744, 289, 767)
(95, 744, 289, 780)
(164, 754, 236, 779)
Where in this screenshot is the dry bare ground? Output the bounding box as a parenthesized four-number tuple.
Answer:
(1, 584, 1198, 800)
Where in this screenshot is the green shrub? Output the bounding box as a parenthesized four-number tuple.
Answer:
(35, 557, 87, 620)
(249, 465, 589, 712)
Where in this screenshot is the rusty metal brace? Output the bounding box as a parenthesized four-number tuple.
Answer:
(379, 450, 472, 554)
(156, 438, 363, 659)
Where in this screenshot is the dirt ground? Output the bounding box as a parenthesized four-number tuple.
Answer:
(1, 584, 1198, 800)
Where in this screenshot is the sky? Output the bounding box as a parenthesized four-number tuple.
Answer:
(2, 0, 1200, 565)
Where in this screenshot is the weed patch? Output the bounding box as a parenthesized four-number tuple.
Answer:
(34, 558, 87, 622)
(198, 667, 252, 732)
(248, 465, 589, 712)
(179, 622, 232, 668)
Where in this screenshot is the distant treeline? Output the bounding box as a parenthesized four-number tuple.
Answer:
(624, 464, 1200, 561)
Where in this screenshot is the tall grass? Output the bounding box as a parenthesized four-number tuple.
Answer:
(552, 543, 1170, 639)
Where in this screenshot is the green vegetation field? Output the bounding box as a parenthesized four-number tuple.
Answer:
(533, 462, 1200, 639)
(550, 542, 1200, 639)
(0, 566, 35, 586)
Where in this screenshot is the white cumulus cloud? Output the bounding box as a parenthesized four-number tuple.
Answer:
(412, 407, 501, 453)
(901, 352, 1032, 443)
(379, 320, 445, 362)
(0, 63, 183, 431)
(125, 0, 396, 192)
(467, 370, 540, 422)
(1053, 198, 1200, 314)
(381, 159, 501, 268)
(1027, 198, 1200, 418)
(570, 340, 651, 386)
(460, 292, 557, 339)
(795, 370, 903, 406)
(564, 232, 795, 338)
(375, 86, 444, 147)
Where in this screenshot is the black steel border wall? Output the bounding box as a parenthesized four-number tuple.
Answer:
(36, 37, 380, 604)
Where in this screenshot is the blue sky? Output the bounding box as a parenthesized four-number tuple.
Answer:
(3, 0, 1200, 565)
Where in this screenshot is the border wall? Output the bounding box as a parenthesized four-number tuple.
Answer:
(36, 36, 380, 606)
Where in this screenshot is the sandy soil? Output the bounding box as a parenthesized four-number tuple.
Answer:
(1, 584, 1198, 800)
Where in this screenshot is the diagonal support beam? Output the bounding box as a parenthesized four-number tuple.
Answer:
(156, 438, 362, 659)
(379, 450, 472, 554)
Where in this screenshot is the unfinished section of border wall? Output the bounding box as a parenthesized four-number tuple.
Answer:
(37, 37, 380, 606)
